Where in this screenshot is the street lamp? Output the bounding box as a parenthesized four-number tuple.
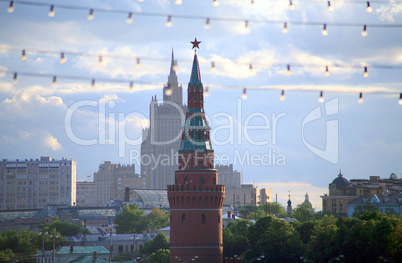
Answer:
(235, 255, 264, 263)
(328, 255, 344, 263)
(132, 235, 139, 263)
(39, 232, 47, 263)
(300, 256, 314, 263)
(50, 234, 58, 263)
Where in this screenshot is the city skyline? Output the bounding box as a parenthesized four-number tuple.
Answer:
(1, 0, 402, 210)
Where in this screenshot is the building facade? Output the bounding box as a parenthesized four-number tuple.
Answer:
(216, 164, 241, 189)
(94, 161, 142, 206)
(0, 156, 76, 209)
(321, 172, 402, 217)
(141, 51, 187, 190)
(76, 181, 96, 207)
(168, 44, 225, 263)
(224, 184, 271, 208)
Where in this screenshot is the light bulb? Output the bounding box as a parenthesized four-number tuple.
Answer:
(322, 24, 328, 36)
(325, 66, 330, 77)
(211, 62, 217, 72)
(129, 81, 134, 89)
(60, 52, 66, 64)
(165, 85, 173, 96)
(8, 1, 14, 13)
(205, 18, 210, 29)
(362, 25, 367, 36)
(282, 22, 288, 33)
(136, 58, 141, 68)
(399, 93, 402, 105)
(366, 2, 372, 13)
(175, 0, 182, 5)
(280, 90, 286, 101)
(213, 0, 219, 7)
(12, 72, 18, 84)
(91, 79, 95, 88)
(241, 88, 248, 100)
(327, 1, 333, 12)
(98, 56, 103, 66)
(138, 0, 144, 2)
(204, 86, 210, 97)
(21, 50, 27, 61)
(244, 20, 250, 33)
(319, 91, 324, 103)
(289, 0, 295, 11)
(363, 66, 369, 78)
(52, 76, 57, 86)
(127, 13, 133, 24)
(166, 15, 172, 27)
(358, 92, 363, 104)
(286, 64, 291, 76)
(88, 9, 95, 20)
(173, 60, 178, 71)
(249, 64, 253, 73)
(250, 0, 255, 8)
(48, 5, 55, 17)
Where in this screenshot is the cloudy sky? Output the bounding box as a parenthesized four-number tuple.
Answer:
(1, 0, 401, 209)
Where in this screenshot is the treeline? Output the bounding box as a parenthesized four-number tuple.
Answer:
(224, 204, 402, 263)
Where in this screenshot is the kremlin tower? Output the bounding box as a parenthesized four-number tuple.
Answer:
(167, 39, 225, 263)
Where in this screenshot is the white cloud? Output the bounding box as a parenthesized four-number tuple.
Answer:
(43, 133, 62, 151)
(377, 2, 402, 22)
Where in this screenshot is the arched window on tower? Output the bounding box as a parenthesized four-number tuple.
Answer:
(182, 214, 186, 223)
(200, 176, 204, 186)
(184, 176, 188, 185)
(202, 213, 206, 224)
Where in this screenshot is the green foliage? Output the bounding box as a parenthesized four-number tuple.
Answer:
(223, 219, 253, 257)
(115, 204, 147, 234)
(352, 202, 379, 218)
(145, 208, 170, 230)
(258, 202, 287, 218)
(291, 202, 315, 222)
(140, 232, 170, 256)
(148, 248, 170, 263)
(41, 217, 83, 236)
(0, 229, 38, 263)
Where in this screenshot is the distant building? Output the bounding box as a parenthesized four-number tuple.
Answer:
(216, 164, 241, 188)
(224, 184, 271, 208)
(114, 189, 169, 209)
(94, 161, 143, 206)
(55, 245, 109, 263)
(347, 193, 402, 217)
(321, 171, 402, 217)
(0, 156, 76, 210)
(76, 181, 96, 207)
(141, 51, 187, 190)
(303, 193, 314, 211)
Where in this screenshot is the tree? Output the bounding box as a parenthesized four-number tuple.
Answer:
(237, 205, 258, 219)
(223, 219, 253, 257)
(352, 202, 379, 218)
(41, 217, 83, 236)
(148, 248, 170, 263)
(291, 203, 315, 222)
(114, 204, 147, 234)
(146, 208, 170, 230)
(0, 229, 38, 263)
(140, 232, 169, 256)
(258, 202, 287, 218)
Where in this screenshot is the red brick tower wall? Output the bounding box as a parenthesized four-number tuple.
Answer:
(168, 46, 225, 263)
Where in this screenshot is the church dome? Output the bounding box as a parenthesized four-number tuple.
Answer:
(331, 172, 349, 188)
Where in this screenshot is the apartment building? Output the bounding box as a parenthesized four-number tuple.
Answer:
(76, 181, 96, 207)
(0, 156, 76, 209)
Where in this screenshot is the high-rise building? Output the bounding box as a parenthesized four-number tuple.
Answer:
(0, 156, 76, 209)
(224, 184, 271, 207)
(215, 164, 241, 189)
(168, 41, 225, 263)
(94, 162, 142, 206)
(141, 51, 187, 190)
(76, 181, 96, 207)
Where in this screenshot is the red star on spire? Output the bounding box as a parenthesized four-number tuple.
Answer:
(191, 38, 201, 50)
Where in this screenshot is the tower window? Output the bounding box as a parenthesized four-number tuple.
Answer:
(202, 213, 206, 224)
(182, 213, 185, 223)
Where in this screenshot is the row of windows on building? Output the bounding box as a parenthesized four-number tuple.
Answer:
(180, 213, 220, 224)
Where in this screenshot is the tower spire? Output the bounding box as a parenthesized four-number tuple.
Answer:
(163, 49, 182, 105)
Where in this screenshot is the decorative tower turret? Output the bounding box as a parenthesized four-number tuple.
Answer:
(287, 191, 292, 215)
(168, 39, 225, 263)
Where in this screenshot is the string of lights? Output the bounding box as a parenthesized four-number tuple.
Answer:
(2, 69, 401, 105)
(2, 0, 402, 33)
(2, 45, 402, 78)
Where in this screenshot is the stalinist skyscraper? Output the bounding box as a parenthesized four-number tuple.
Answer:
(141, 51, 187, 189)
(168, 39, 225, 263)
